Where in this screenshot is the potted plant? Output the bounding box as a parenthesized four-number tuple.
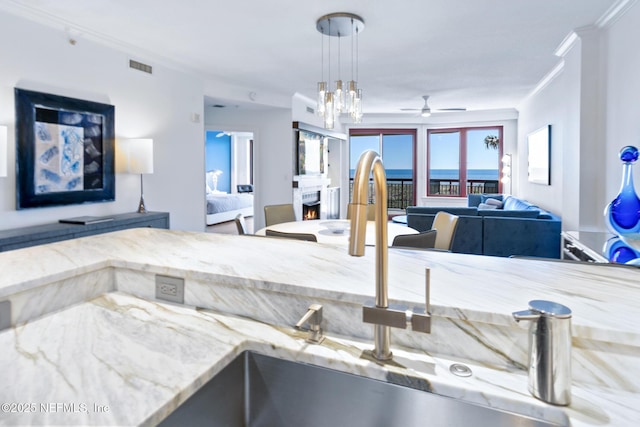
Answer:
(484, 135, 499, 150)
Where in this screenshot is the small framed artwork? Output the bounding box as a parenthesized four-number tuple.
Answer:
(527, 125, 551, 185)
(15, 88, 115, 209)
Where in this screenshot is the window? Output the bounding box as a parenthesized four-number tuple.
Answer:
(427, 126, 502, 197)
(349, 129, 416, 209)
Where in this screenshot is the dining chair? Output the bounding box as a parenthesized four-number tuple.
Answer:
(432, 211, 459, 251)
(264, 204, 296, 226)
(392, 230, 437, 249)
(234, 213, 247, 235)
(265, 229, 318, 242)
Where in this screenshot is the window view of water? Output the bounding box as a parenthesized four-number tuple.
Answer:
(349, 132, 416, 209)
(349, 128, 501, 208)
(350, 168, 499, 180)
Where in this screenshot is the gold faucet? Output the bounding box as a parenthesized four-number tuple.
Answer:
(349, 150, 431, 361)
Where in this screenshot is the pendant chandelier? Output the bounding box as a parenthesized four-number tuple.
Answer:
(316, 13, 365, 129)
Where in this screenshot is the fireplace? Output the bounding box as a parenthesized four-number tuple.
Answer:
(292, 175, 331, 221)
(303, 202, 321, 220)
(302, 191, 321, 220)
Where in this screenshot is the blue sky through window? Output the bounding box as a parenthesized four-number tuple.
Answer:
(350, 133, 414, 178)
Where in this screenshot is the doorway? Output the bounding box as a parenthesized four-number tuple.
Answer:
(205, 130, 255, 232)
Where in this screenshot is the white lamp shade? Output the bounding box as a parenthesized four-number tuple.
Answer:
(0, 125, 7, 177)
(119, 138, 154, 174)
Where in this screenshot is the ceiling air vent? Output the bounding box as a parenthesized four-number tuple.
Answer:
(129, 59, 153, 74)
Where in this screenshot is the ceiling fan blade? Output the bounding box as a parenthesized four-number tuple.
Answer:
(400, 95, 466, 114)
(435, 107, 467, 112)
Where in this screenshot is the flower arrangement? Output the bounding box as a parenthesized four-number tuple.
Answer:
(484, 135, 499, 150)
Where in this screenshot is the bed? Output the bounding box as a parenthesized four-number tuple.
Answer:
(206, 192, 254, 225)
(205, 171, 254, 225)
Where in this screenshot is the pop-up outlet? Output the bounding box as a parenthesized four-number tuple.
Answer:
(155, 275, 185, 304)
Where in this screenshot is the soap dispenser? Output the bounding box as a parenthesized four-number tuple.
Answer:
(513, 300, 572, 406)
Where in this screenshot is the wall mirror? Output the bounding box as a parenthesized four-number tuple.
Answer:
(527, 125, 551, 185)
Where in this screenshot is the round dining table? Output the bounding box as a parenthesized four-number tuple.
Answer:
(255, 219, 418, 246)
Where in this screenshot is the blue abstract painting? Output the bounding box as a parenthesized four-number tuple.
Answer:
(34, 122, 84, 194)
(15, 88, 115, 209)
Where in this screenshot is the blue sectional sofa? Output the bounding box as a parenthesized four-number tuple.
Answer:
(406, 194, 562, 258)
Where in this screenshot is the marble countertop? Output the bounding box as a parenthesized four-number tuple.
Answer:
(0, 228, 638, 425)
(1, 228, 636, 341)
(0, 292, 635, 426)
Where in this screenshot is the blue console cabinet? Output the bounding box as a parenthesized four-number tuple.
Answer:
(0, 212, 169, 252)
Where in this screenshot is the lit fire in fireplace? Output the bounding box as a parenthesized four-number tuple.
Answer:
(303, 201, 320, 220)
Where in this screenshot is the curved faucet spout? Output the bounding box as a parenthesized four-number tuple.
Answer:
(349, 150, 388, 306)
(348, 150, 391, 360)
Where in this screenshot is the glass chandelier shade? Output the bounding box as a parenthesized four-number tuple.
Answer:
(316, 13, 365, 129)
(317, 82, 327, 117)
(335, 80, 344, 114)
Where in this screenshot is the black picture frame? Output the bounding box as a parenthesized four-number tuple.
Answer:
(15, 88, 115, 209)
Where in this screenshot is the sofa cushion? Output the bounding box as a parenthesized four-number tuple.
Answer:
(537, 211, 553, 219)
(503, 196, 535, 211)
(478, 203, 498, 210)
(477, 209, 540, 218)
(483, 216, 562, 258)
(406, 206, 478, 216)
(468, 194, 503, 207)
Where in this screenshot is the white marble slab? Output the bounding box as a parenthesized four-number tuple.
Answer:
(0, 228, 639, 425)
(1, 292, 637, 426)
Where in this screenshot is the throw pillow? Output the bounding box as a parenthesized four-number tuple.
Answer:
(485, 198, 503, 208)
(478, 203, 498, 210)
(481, 194, 503, 203)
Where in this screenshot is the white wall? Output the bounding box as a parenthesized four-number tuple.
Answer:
(517, 67, 569, 225)
(518, 2, 640, 232)
(605, 2, 640, 221)
(0, 11, 206, 232)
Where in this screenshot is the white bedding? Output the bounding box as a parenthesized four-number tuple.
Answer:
(206, 193, 253, 225)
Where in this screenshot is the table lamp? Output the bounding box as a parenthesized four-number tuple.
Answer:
(211, 169, 222, 192)
(119, 138, 154, 213)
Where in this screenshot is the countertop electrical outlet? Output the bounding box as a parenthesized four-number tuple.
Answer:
(155, 275, 184, 304)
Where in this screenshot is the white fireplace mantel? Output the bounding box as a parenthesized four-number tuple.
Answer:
(292, 175, 331, 220)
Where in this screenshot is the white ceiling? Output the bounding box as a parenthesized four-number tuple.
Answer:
(0, 0, 621, 114)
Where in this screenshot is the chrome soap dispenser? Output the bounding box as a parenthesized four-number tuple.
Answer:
(513, 300, 572, 406)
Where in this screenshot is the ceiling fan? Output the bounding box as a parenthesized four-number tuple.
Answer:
(400, 95, 466, 116)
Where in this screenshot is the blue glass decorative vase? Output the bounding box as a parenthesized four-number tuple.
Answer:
(603, 236, 640, 264)
(604, 146, 640, 234)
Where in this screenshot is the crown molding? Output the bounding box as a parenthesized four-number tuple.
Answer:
(595, 0, 638, 28)
(554, 0, 637, 58)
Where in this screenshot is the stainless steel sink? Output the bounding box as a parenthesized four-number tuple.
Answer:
(159, 351, 564, 427)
